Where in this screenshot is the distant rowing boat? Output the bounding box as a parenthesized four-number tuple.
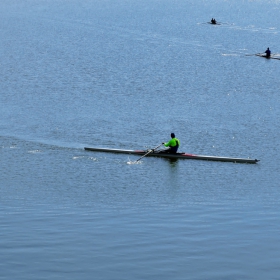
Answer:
(84, 147, 259, 164)
(207, 22, 221, 25)
(256, 54, 280, 60)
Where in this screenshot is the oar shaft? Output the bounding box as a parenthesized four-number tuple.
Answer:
(136, 143, 162, 162)
(136, 150, 153, 162)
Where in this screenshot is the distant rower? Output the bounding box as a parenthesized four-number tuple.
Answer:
(162, 133, 180, 154)
(265, 47, 271, 58)
(211, 18, 217, 24)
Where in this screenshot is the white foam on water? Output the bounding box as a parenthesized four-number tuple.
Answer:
(28, 149, 42, 154)
(127, 161, 142, 165)
(126, 157, 142, 164)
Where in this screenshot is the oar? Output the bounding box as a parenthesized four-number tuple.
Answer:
(135, 143, 163, 162)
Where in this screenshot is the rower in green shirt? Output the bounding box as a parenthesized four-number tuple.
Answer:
(162, 133, 180, 153)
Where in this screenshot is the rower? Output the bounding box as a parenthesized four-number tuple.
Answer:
(211, 18, 216, 24)
(265, 47, 271, 58)
(161, 133, 180, 154)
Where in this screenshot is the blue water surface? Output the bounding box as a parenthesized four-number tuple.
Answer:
(1, 0, 280, 279)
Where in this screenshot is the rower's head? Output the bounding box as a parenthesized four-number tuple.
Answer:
(171, 133, 175, 138)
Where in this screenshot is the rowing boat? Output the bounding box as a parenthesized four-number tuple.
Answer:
(84, 147, 259, 164)
(207, 22, 221, 25)
(256, 54, 280, 60)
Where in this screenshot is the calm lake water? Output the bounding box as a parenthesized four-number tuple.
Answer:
(1, 0, 280, 279)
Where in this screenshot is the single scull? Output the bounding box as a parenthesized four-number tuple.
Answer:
(84, 147, 259, 164)
(256, 54, 280, 60)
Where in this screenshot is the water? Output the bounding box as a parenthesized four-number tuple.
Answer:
(1, 0, 280, 279)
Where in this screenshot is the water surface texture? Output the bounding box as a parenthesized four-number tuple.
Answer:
(1, 0, 280, 279)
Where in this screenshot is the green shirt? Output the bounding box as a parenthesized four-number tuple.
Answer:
(164, 138, 180, 148)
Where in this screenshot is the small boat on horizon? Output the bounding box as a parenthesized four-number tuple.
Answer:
(256, 53, 280, 60)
